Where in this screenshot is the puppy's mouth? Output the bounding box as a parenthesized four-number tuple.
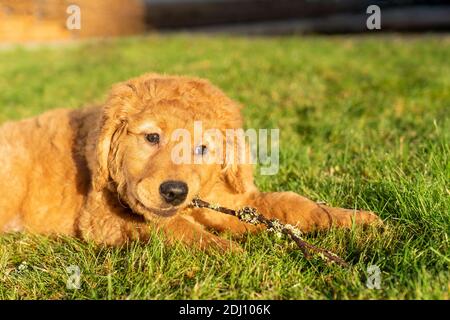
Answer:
(135, 198, 180, 218)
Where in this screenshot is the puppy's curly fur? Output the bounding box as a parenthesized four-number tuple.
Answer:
(0, 74, 380, 250)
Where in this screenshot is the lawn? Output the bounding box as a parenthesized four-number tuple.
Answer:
(0, 34, 448, 299)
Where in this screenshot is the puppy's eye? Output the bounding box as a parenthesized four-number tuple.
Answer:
(145, 133, 160, 145)
(194, 145, 208, 156)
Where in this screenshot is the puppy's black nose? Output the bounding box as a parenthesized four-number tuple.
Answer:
(159, 180, 188, 206)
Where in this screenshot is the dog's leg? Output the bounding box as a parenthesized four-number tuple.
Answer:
(155, 214, 241, 251)
(189, 191, 380, 236)
(246, 191, 381, 232)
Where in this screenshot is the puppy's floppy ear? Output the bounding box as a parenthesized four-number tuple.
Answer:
(221, 138, 256, 194)
(92, 84, 133, 191)
(222, 163, 255, 194)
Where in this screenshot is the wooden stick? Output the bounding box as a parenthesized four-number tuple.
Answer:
(190, 197, 349, 268)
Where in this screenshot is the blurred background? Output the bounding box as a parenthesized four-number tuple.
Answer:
(1, 0, 449, 42)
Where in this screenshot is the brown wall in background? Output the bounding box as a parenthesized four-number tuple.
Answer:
(0, 0, 146, 43)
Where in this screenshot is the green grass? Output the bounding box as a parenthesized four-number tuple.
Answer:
(0, 34, 449, 299)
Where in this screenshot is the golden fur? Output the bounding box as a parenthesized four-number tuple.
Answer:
(0, 74, 380, 250)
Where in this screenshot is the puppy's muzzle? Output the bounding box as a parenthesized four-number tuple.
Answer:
(159, 180, 188, 206)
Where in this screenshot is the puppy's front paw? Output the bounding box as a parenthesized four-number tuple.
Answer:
(160, 215, 242, 252)
(330, 207, 383, 229)
(355, 210, 384, 228)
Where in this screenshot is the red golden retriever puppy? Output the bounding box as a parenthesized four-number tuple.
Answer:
(0, 73, 380, 250)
